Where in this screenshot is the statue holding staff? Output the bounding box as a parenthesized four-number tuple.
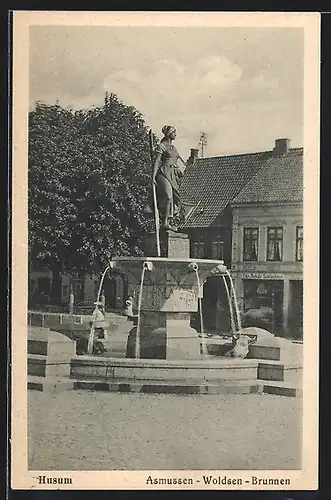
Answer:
(152, 125, 186, 231)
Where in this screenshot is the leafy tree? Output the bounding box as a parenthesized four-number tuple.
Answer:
(28, 94, 154, 299)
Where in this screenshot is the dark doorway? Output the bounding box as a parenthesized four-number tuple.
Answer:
(202, 277, 219, 332)
(103, 277, 117, 310)
(272, 287, 284, 334)
(289, 280, 303, 339)
(196, 277, 231, 334)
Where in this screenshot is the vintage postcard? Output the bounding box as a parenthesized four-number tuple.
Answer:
(11, 11, 320, 490)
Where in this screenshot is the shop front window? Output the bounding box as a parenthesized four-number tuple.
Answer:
(243, 279, 284, 333)
(296, 226, 303, 261)
(267, 227, 283, 261)
(243, 227, 258, 261)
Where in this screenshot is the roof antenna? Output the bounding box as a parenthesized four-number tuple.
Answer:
(199, 132, 208, 158)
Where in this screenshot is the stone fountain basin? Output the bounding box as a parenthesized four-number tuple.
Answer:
(71, 355, 260, 382)
(70, 355, 302, 387)
(110, 256, 227, 288)
(112, 256, 225, 266)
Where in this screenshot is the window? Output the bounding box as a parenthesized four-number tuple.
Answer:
(267, 227, 283, 261)
(191, 240, 204, 259)
(296, 226, 303, 261)
(243, 227, 259, 261)
(211, 239, 224, 260)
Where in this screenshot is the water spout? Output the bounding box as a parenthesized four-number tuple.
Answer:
(135, 261, 154, 358)
(87, 265, 110, 356)
(226, 270, 242, 334)
(189, 263, 207, 357)
(222, 275, 237, 337)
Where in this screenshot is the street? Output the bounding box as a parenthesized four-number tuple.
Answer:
(28, 391, 302, 470)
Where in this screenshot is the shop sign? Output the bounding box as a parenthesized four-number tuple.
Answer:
(242, 273, 284, 280)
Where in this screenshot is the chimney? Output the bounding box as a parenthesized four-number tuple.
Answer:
(187, 148, 199, 165)
(273, 138, 291, 155)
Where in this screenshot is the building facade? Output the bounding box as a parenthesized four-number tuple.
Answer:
(230, 141, 303, 338)
(230, 204, 303, 337)
(181, 139, 303, 337)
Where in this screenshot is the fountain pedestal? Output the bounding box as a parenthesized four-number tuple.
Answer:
(111, 231, 226, 360)
(144, 230, 190, 258)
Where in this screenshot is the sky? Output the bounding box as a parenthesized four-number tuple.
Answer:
(29, 25, 304, 158)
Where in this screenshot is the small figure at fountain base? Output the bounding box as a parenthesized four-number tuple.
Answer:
(225, 335, 251, 358)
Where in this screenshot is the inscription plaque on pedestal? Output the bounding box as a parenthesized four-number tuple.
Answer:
(161, 288, 197, 312)
(112, 254, 226, 360)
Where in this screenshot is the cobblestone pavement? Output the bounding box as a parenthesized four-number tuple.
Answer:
(28, 391, 302, 471)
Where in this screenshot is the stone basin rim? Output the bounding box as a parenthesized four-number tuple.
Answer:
(73, 355, 258, 368)
(111, 257, 225, 265)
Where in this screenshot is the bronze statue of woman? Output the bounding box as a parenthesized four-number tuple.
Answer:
(152, 125, 184, 231)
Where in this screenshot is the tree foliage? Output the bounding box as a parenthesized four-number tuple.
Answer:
(28, 93, 154, 280)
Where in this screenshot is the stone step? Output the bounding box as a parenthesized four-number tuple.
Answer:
(28, 338, 48, 356)
(28, 354, 72, 378)
(72, 378, 262, 395)
(259, 380, 302, 398)
(257, 361, 302, 385)
(28, 376, 75, 392)
(27, 375, 301, 397)
(28, 355, 46, 377)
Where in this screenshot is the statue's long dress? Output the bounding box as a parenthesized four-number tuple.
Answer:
(154, 140, 182, 219)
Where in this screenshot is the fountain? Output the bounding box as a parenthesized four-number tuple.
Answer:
(71, 230, 267, 390)
(26, 120, 302, 396)
(113, 256, 227, 360)
(96, 230, 244, 362)
(28, 228, 302, 396)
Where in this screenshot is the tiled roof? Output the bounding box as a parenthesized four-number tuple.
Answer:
(232, 148, 303, 205)
(180, 150, 271, 228)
